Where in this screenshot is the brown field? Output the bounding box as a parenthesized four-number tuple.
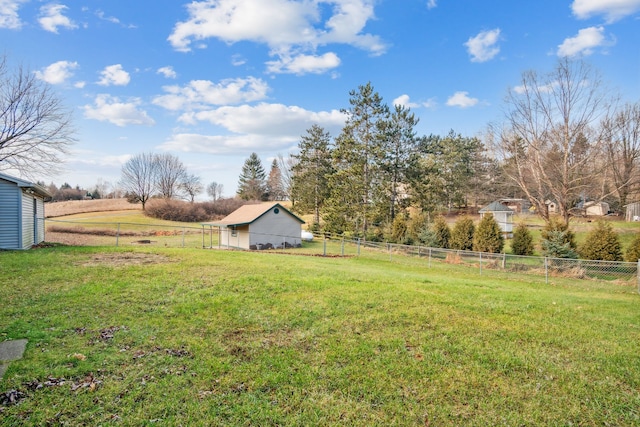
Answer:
(45, 198, 141, 218)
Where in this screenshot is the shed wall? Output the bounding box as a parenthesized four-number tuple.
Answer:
(21, 192, 34, 249)
(250, 210, 301, 248)
(0, 179, 20, 249)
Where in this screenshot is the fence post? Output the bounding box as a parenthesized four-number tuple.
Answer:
(116, 223, 120, 247)
(479, 252, 483, 275)
(323, 235, 327, 257)
(545, 257, 549, 285)
(502, 253, 506, 269)
(428, 248, 432, 268)
(341, 237, 344, 256)
(357, 238, 361, 256)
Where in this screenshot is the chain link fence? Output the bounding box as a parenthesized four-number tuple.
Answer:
(41, 219, 639, 289)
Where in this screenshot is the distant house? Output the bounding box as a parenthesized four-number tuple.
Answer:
(206, 203, 305, 250)
(0, 172, 51, 250)
(498, 198, 531, 214)
(479, 201, 514, 237)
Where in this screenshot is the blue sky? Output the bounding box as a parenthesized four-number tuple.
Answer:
(2, 0, 640, 197)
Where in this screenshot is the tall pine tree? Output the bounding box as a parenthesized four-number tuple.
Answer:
(237, 152, 266, 201)
(266, 159, 286, 201)
(324, 82, 389, 237)
(291, 124, 333, 227)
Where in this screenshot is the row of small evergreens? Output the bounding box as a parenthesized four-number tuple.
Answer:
(383, 214, 640, 263)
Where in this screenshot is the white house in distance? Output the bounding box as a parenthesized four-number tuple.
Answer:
(0, 172, 51, 250)
(206, 203, 305, 250)
(479, 201, 514, 237)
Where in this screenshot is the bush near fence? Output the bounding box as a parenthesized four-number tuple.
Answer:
(42, 219, 639, 288)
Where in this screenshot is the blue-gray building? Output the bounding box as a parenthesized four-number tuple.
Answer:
(0, 172, 51, 250)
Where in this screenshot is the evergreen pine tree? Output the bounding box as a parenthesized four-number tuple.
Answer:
(324, 82, 389, 237)
(430, 215, 450, 248)
(624, 233, 640, 262)
(541, 230, 578, 259)
(541, 216, 577, 250)
(449, 216, 475, 251)
(578, 220, 622, 261)
(237, 152, 266, 200)
(266, 159, 285, 201)
(511, 223, 534, 256)
(473, 213, 504, 253)
(291, 125, 333, 226)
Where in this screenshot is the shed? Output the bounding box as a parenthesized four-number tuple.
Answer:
(205, 203, 305, 250)
(583, 201, 609, 217)
(0, 172, 51, 250)
(625, 202, 640, 222)
(479, 201, 514, 236)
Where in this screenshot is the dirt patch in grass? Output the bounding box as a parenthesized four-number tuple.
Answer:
(77, 252, 171, 267)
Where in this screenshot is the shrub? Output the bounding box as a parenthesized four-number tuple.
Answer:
(511, 223, 534, 256)
(541, 230, 578, 259)
(406, 212, 430, 245)
(389, 215, 409, 244)
(624, 233, 640, 262)
(145, 199, 209, 222)
(449, 216, 475, 251)
(473, 213, 504, 253)
(200, 198, 250, 218)
(429, 215, 450, 248)
(578, 220, 622, 261)
(541, 217, 576, 250)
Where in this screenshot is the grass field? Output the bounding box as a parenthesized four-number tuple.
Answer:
(1, 244, 639, 426)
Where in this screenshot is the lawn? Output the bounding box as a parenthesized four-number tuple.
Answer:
(1, 245, 638, 425)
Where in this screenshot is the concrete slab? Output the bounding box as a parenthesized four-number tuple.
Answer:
(0, 339, 28, 380)
(0, 339, 28, 362)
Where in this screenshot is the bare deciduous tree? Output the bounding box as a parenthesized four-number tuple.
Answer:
(206, 181, 224, 201)
(120, 152, 156, 210)
(155, 153, 187, 199)
(180, 173, 203, 203)
(0, 55, 75, 177)
(492, 59, 609, 225)
(601, 102, 640, 208)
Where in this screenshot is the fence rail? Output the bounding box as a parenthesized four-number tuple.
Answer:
(41, 219, 639, 290)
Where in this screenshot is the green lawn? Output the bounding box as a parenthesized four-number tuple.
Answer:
(1, 245, 639, 426)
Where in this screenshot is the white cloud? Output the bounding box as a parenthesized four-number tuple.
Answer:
(153, 77, 270, 111)
(159, 133, 297, 155)
(179, 103, 346, 136)
(0, 0, 26, 29)
(464, 28, 501, 62)
(97, 64, 131, 86)
(95, 9, 120, 25)
(34, 60, 78, 84)
(557, 26, 612, 57)
(392, 94, 419, 108)
(231, 54, 247, 66)
(266, 52, 341, 74)
(572, 0, 640, 23)
(446, 91, 479, 108)
(83, 94, 155, 127)
(38, 4, 77, 33)
(167, 0, 386, 74)
(426, 0, 437, 9)
(157, 66, 177, 79)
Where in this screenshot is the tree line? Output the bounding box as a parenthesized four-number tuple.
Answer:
(273, 60, 639, 240)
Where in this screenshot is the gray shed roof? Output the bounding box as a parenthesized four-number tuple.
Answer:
(479, 201, 514, 213)
(0, 172, 52, 198)
(203, 202, 305, 227)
